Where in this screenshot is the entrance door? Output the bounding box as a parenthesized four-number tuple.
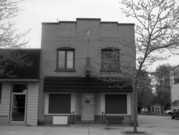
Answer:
(11, 94, 26, 122)
(81, 93, 95, 120)
(154, 106, 160, 114)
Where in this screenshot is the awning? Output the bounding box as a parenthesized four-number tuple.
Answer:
(43, 77, 133, 93)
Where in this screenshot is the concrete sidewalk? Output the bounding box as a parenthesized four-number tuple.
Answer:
(0, 124, 179, 135)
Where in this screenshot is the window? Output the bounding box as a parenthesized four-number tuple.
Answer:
(105, 95, 127, 114)
(13, 84, 27, 93)
(56, 48, 75, 71)
(101, 48, 119, 71)
(49, 94, 71, 114)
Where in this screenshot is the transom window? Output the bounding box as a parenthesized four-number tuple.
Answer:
(13, 84, 27, 93)
(56, 48, 75, 71)
(101, 48, 120, 71)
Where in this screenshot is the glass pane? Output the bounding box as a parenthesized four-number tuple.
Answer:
(13, 84, 27, 93)
(67, 51, 74, 68)
(11, 95, 25, 121)
(58, 51, 65, 68)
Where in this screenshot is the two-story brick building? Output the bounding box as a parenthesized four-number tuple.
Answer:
(38, 18, 135, 125)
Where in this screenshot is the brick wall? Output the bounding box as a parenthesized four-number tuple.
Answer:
(38, 18, 135, 125)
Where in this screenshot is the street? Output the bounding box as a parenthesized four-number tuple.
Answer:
(138, 115, 179, 133)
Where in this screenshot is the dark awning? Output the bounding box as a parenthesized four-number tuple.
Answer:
(43, 77, 133, 93)
(0, 49, 40, 79)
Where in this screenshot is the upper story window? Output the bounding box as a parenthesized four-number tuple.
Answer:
(56, 47, 75, 72)
(101, 48, 120, 72)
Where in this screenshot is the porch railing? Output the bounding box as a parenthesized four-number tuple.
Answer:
(102, 112, 108, 126)
(68, 111, 75, 125)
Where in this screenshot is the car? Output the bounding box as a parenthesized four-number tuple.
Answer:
(164, 109, 173, 115)
(171, 108, 179, 119)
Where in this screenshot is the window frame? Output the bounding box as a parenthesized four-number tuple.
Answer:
(56, 47, 75, 72)
(101, 47, 120, 72)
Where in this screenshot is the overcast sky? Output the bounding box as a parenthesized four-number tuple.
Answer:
(14, 0, 179, 71)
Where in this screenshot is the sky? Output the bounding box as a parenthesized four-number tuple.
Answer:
(13, 0, 179, 71)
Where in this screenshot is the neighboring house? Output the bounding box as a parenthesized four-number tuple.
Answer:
(0, 49, 40, 125)
(38, 18, 135, 125)
(170, 66, 179, 109)
(150, 104, 164, 115)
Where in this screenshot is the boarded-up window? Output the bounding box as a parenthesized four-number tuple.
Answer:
(49, 94, 71, 113)
(105, 95, 127, 114)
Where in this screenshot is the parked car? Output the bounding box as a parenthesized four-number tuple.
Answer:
(171, 108, 179, 119)
(164, 109, 173, 115)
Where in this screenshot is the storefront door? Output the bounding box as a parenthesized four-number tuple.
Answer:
(10, 84, 27, 122)
(81, 93, 95, 120)
(11, 94, 26, 122)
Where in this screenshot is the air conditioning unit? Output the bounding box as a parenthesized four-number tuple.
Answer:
(53, 116, 68, 125)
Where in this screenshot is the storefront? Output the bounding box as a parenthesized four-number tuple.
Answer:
(0, 49, 40, 125)
(43, 77, 133, 125)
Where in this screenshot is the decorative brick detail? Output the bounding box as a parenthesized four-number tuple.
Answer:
(44, 115, 81, 125)
(122, 115, 131, 126)
(106, 115, 131, 126)
(0, 116, 8, 123)
(44, 115, 53, 125)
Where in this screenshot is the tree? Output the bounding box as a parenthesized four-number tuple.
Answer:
(0, 0, 30, 77)
(120, 0, 179, 132)
(138, 70, 154, 113)
(154, 64, 171, 109)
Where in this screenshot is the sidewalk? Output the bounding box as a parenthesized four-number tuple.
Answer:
(0, 124, 179, 135)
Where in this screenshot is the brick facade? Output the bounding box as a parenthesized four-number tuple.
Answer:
(38, 18, 135, 125)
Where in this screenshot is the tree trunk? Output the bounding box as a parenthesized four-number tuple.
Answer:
(133, 80, 138, 132)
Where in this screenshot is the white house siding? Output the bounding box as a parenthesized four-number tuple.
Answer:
(171, 83, 179, 108)
(171, 84, 179, 101)
(170, 68, 179, 108)
(26, 82, 39, 126)
(0, 82, 11, 123)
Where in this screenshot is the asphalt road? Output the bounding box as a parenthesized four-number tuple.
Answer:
(138, 115, 179, 129)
